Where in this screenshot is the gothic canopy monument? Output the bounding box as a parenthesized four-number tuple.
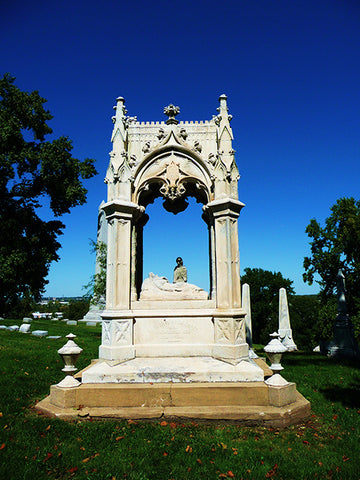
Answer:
(37, 96, 310, 425)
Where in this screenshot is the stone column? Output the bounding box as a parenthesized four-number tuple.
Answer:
(205, 198, 249, 365)
(99, 200, 143, 364)
(205, 198, 244, 309)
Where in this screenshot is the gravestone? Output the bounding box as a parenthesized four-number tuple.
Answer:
(241, 283, 258, 358)
(37, 95, 310, 426)
(278, 288, 297, 351)
(327, 270, 360, 359)
(19, 324, 31, 333)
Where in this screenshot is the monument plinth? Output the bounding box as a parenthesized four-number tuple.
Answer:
(36, 96, 310, 426)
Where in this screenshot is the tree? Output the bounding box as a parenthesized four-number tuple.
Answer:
(0, 74, 97, 314)
(83, 240, 107, 303)
(241, 267, 295, 344)
(303, 197, 360, 314)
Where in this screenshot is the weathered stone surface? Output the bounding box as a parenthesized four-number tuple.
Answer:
(278, 288, 297, 351)
(139, 273, 208, 301)
(32, 330, 48, 336)
(19, 324, 31, 333)
(82, 356, 264, 384)
(66, 320, 78, 326)
(8, 325, 19, 331)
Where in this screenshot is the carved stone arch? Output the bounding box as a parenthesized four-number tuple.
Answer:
(133, 146, 213, 212)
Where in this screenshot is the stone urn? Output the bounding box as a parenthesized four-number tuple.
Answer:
(264, 332, 287, 374)
(57, 333, 83, 373)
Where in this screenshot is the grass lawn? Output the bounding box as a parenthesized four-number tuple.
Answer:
(0, 319, 359, 479)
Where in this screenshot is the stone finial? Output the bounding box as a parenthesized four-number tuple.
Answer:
(278, 288, 297, 351)
(164, 104, 180, 125)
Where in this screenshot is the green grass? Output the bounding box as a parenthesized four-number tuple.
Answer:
(0, 320, 360, 479)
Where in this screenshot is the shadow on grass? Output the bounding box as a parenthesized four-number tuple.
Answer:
(282, 352, 360, 370)
(320, 381, 360, 408)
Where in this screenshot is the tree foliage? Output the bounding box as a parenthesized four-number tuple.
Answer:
(241, 267, 295, 344)
(83, 240, 107, 303)
(303, 197, 360, 314)
(0, 74, 97, 314)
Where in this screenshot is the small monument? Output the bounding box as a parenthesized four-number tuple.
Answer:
(81, 202, 107, 324)
(278, 288, 297, 351)
(241, 283, 258, 358)
(36, 95, 310, 426)
(327, 270, 360, 359)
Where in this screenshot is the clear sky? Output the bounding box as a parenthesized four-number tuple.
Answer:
(1, 0, 359, 297)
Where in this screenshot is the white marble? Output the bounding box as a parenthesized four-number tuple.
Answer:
(32, 330, 48, 336)
(57, 375, 81, 388)
(82, 356, 264, 384)
(265, 373, 289, 386)
(278, 288, 297, 351)
(8, 325, 19, 331)
(19, 324, 31, 333)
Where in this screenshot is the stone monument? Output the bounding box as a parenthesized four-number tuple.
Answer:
(241, 283, 258, 358)
(37, 96, 310, 426)
(327, 270, 360, 359)
(278, 288, 297, 351)
(80, 202, 107, 324)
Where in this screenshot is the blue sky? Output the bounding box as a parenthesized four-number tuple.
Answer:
(1, 0, 359, 297)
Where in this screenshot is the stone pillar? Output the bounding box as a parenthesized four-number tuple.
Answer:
(205, 198, 244, 309)
(205, 198, 248, 365)
(99, 200, 143, 363)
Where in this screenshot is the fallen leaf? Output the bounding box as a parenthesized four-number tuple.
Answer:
(303, 440, 310, 445)
(185, 445, 193, 453)
(43, 452, 53, 462)
(227, 471, 235, 478)
(218, 474, 227, 479)
(115, 436, 124, 441)
(128, 419, 136, 425)
(45, 425, 51, 431)
(343, 456, 350, 462)
(0, 413, 3, 418)
(163, 452, 168, 456)
(160, 421, 168, 426)
(83, 457, 91, 463)
(196, 459, 202, 464)
(0, 444, 5, 450)
(68, 467, 78, 473)
(220, 442, 227, 450)
(169, 422, 177, 429)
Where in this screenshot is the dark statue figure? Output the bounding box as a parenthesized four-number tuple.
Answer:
(173, 257, 187, 283)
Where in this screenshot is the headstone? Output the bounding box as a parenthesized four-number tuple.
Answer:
(19, 324, 31, 333)
(327, 270, 360, 359)
(241, 283, 258, 358)
(66, 320, 78, 326)
(86, 321, 98, 327)
(0, 325, 7, 330)
(47, 335, 62, 339)
(8, 325, 19, 331)
(32, 330, 48, 337)
(278, 288, 297, 351)
(23, 317, 32, 323)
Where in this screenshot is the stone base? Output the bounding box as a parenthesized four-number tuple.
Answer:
(36, 380, 310, 427)
(35, 357, 310, 427)
(81, 356, 264, 384)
